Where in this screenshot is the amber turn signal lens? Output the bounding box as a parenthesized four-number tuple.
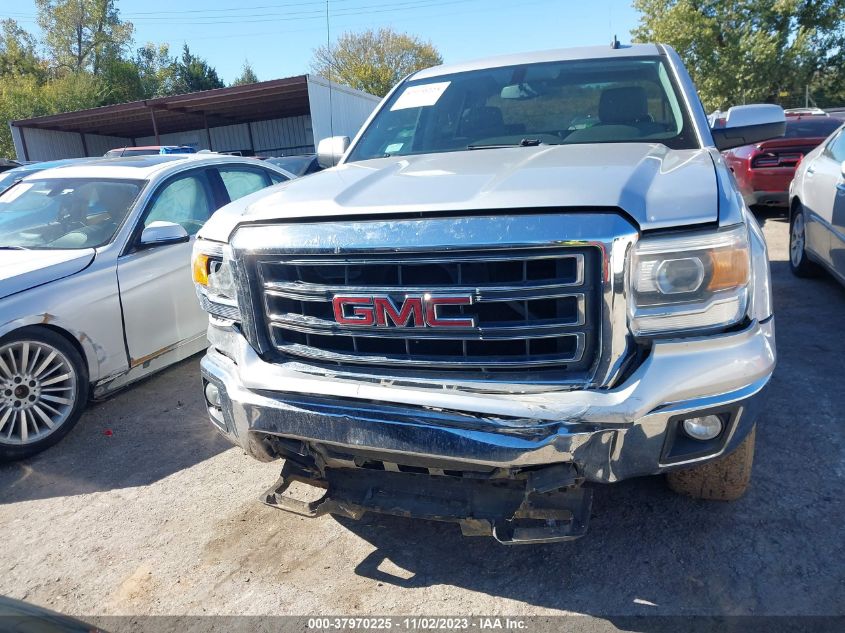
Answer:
(192, 253, 210, 286)
(707, 249, 749, 291)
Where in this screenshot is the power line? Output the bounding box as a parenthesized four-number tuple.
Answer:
(95, 0, 485, 24)
(2, 0, 447, 20)
(139, 0, 553, 41)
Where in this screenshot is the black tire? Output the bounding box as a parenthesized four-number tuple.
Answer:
(0, 327, 88, 461)
(666, 425, 756, 501)
(789, 204, 821, 277)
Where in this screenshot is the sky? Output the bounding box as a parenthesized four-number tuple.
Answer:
(4, 0, 641, 85)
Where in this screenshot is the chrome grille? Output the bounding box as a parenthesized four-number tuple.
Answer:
(253, 247, 601, 378)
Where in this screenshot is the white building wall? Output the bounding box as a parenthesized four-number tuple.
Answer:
(15, 127, 84, 161)
(307, 75, 381, 145)
(210, 123, 251, 152)
(84, 133, 133, 156)
(250, 115, 313, 156)
(9, 125, 131, 160)
(136, 115, 313, 156)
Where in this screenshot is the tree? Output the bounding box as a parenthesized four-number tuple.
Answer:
(100, 56, 143, 103)
(0, 19, 45, 79)
(631, 0, 845, 110)
(310, 27, 442, 97)
(0, 72, 106, 158)
(171, 44, 224, 94)
(232, 60, 258, 86)
(35, 0, 134, 75)
(134, 42, 177, 97)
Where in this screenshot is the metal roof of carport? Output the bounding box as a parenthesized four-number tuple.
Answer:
(11, 75, 311, 139)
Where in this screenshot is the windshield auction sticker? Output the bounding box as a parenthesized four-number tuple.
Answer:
(390, 82, 450, 110)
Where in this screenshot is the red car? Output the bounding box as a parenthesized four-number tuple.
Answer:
(723, 115, 843, 207)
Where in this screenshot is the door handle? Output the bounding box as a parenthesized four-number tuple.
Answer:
(806, 166, 816, 175)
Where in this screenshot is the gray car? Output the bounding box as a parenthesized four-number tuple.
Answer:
(0, 154, 293, 460)
(789, 121, 845, 284)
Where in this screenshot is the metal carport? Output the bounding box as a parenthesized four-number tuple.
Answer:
(9, 75, 379, 161)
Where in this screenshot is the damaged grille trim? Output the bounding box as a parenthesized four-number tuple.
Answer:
(268, 318, 589, 340)
(273, 334, 586, 368)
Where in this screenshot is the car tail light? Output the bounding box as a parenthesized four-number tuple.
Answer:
(750, 151, 780, 168)
(750, 150, 803, 169)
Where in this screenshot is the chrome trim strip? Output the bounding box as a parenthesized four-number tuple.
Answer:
(196, 289, 241, 321)
(267, 318, 588, 340)
(263, 281, 585, 302)
(255, 252, 585, 267)
(274, 332, 586, 368)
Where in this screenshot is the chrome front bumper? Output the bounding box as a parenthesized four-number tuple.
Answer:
(200, 317, 775, 483)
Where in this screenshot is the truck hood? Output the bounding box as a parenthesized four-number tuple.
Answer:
(200, 143, 719, 242)
(0, 249, 95, 300)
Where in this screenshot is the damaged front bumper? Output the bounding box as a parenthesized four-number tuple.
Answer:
(200, 318, 774, 541)
(201, 317, 774, 480)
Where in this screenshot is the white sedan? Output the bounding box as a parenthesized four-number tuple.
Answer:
(0, 154, 293, 459)
(789, 121, 845, 284)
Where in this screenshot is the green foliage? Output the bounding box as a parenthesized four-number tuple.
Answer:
(311, 27, 443, 97)
(100, 57, 143, 103)
(0, 2, 230, 158)
(171, 44, 224, 94)
(0, 19, 45, 80)
(232, 60, 259, 86)
(134, 43, 177, 98)
(0, 73, 106, 157)
(632, 0, 845, 110)
(35, 0, 134, 74)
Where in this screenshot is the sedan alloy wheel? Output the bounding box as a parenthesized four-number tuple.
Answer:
(0, 340, 78, 446)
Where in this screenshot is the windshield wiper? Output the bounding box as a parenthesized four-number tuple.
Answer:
(0, 245, 29, 250)
(467, 138, 544, 150)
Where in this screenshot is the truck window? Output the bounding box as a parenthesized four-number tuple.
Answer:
(348, 56, 697, 162)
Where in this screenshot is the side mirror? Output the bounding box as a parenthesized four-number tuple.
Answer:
(840, 160, 845, 179)
(139, 221, 189, 247)
(317, 136, 350, 168)
(711, 104, 786, 151)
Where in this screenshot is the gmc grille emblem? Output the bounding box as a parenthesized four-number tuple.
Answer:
(332, 294, 476, 328)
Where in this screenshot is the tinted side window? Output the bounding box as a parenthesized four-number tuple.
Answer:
(145, 172, 213, 235)
(827, 130, 845, 162)
(218, 167, 271, 201)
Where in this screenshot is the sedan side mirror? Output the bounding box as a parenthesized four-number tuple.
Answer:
(317, 136, 351, 168)
(139, 221, 189, 247)
(840, 160, 845, 179)
(711, 104, 786, 151)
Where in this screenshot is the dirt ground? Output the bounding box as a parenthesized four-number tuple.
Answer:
(1, 209, 843, 627)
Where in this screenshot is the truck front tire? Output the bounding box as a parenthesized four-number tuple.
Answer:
(666, 425, 756, 501)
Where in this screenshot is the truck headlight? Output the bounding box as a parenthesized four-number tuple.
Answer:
(192, 239, 241, 321)
(629, 224, 751, 336)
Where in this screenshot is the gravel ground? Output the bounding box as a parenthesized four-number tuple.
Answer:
(1, 210, 843, 627)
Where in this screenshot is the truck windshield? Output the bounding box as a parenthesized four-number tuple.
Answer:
(0, 178, 143, 250)
(347, 56, 697, 162)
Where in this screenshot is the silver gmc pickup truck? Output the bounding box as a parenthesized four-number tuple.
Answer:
(192, 43, 781, 543)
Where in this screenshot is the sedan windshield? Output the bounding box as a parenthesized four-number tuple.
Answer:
(0, 178, 143, 250)
(347, 56, 696, 162)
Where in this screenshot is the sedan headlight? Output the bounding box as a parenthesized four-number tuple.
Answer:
(192, 239, 241, 321)
(629, 224, 751, 336)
